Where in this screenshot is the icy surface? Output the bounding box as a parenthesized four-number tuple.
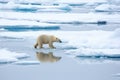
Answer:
(14, 60, 40, 65)
(0, 29, 120, 56)
(0, 19, 59, 26)
(0, 49, 29, 64)
(0, 12, 120, 24)
(0, 2, 71, 12)
(95, 4, 120, 12)
(114, 73, 120, 77)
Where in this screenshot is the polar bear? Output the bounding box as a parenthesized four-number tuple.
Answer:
(34, 34, 62, 49)
(36, 52, 61, 63)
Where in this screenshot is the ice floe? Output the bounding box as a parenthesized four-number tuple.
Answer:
(0, 49, 29, 64)
(95, 4, 120, 12)
(0, 2, 71, 12)
(0, 19, 60, 31)
(14, 60, 40, 65)
(114, 73, 120, 77)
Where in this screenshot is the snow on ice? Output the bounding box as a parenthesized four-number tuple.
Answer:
(95, 4, 120, 12)
(14, 60, 40, 65)
(0, 12, 120, 24)
(0, 49, 29, 64)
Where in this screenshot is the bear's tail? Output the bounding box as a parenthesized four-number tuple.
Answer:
(34, 43, 38, 48)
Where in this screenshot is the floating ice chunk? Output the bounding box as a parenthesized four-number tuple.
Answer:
(0, 0, 8, 3)
(0, 49, 29, 64)
(66, 48, 120, 56)
(55, 43, 77, 50)
(0, 19, 60, 31)
(95, 4, 110, 12)
(95, 4, 120, 12)
(73, 55, 120, 64)
(107, 0, 120, 5)
(0, 28, 5, 31)
(114, 73, 120, 77)
(0, 1, 18, 9)
(14, 60, 40, 65)
(66, 48, 120, 64)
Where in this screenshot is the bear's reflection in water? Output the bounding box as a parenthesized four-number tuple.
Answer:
(36, 52, 61, 63)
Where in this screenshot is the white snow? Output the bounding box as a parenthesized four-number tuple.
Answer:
(0, 19, 59, 26)
(0, 11, 120, 24)
(107, 0, 120, 5)
(0, 49, 29, 63)
(66, 48, 120, 56)
(95, 4, 120, 12)
(65, 29, 120, 56)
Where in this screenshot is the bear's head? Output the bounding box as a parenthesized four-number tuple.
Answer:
(52, 36, 62, 43)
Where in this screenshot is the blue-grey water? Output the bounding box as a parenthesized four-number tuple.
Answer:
(0, 1, 120, 80)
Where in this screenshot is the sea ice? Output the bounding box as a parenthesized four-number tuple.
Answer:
(0, 49, 29, 64)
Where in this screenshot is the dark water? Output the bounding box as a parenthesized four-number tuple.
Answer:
(0, 25, 60, 31)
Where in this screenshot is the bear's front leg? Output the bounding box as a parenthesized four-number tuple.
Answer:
(38, 42, 43, 48)
(40, 44, 43, 48)
(49, 42, 56, 49)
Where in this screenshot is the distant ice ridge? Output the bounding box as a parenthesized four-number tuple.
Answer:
(107, 0, 120, 5)
(56, 0, 107, 4)
(0, 19, 59, 26)
(0, 49, 29, 64)
(0, 0, 107, 4)
(95, 4, 120, 12)
(0, 1, 71, 12)
(0, 12, 120, 24)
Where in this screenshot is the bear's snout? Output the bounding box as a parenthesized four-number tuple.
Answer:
(59, 39, 62, 43)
